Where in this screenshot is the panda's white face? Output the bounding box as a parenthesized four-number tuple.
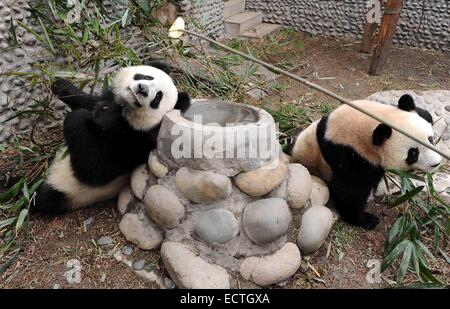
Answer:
(112, 65, 178, 131)
(379, 112, 442, 172)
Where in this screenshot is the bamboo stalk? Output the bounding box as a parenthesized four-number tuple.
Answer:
(172, 27, 449, 160)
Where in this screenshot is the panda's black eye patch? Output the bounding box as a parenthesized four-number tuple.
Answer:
(406, 148, 419, 165)
(428, 136, 434, 144)
(150, 91, 163, 109)
(134, 74, 154, 81)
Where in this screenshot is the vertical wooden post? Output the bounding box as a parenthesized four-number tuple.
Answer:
(360, 21, 377, 53)
(368, 0, 405, 76)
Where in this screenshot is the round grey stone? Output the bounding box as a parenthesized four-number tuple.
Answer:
(163, 277, 176, 289)
(175, 167, 232, 204)
(161, 242, 230, 289)
(144, 185, 185, 229)
(119, 213, 163, 250)
(243, 198, 292, 245)
(194, 209, 239, 244)
(97, 236, 113, 246)
(297, 206, 334, 254)
(445, 105, 450, 112)
(121, 246, 133, 256)
(133, 259, 146, 271)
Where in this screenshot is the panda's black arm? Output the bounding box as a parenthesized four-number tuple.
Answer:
(175, 92, 191, 112)
(63, 108, 129, 185)
(52, 79, 103, 111)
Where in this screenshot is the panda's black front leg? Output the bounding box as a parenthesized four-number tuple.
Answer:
(52, 79, 102, 111)
(329, 176, 379, 230)
(92, 102, 126, 131)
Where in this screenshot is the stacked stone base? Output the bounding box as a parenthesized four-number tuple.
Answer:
(118, 150, 333, 288)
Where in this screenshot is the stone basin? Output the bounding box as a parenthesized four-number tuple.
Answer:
(157, 100, 281, 176)
(183, 100, 259, 126)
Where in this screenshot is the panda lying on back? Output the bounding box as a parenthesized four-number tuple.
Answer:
(35, 61, 191, 214)
(290, 95, 441, 230)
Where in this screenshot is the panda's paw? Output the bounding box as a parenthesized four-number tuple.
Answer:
(93, 105, 123, 130)
(52, 79, 77, 98)
(359, 212, 379, 230)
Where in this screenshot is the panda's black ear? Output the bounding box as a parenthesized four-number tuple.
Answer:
(372, 123, 392, 146)
(175, 92, 191, 112)
(398, 94, 415, 112)
(145, 60, 172, 75)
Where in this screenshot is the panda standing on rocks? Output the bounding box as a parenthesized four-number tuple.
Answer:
(289, 94, 442, 230)
(34, 61, 191, 214)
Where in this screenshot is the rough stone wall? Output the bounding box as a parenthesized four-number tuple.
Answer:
(0, 0, 42, 143)
(246, 0, 450, 51)
(0, 0, 225, 145)
(178, 0, 225, 39)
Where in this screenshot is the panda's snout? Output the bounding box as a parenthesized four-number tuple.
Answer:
(136, 83, 149, 97)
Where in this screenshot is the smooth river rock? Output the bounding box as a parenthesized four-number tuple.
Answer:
(119, 213, 163, 250)
(161, 242, 230, 289)
(148, 151, 169, 178)
(242, 198, 291, 245)
(297, 206, 334, 254)
(144, 185, 185, 229)
(131, 164, 156, 200)
(175, 167, 232, 204)
(240, 242, 301, 286)
(194, 209, 239, 244)
(234, 159, 288, 197)
(309, 176, 330, 206)
(286, 164, 312, 209)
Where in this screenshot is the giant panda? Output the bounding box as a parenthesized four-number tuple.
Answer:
(289, 94, 442, 230)
(34, 61, 191, 214)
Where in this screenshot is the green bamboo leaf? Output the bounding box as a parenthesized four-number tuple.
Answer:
(0, 178, 25, 203)
(387, 216, 405, 244)
(38, 17, 55, 54)
(16, 21, 46, 46)
(416, 240, 436, 262)
(21, 182, 30, 202)
(121, 8, 129, 28)
(82, 28, 89, 45)
(439, 249, 450, 265)
(397, 242, 413, 284)
(381, 239, 409, 272)
(102, 74, 109, 93)
(411, 245, 420, 277)
(390, 186, 424, 208)
(0, 144, 5, 153)
(15, 209, 28, 233)
(0, 217, 17, 229)
(433, 225, 440, 255)
(418, 261, 442, 284)
(388, 169, 425, 182)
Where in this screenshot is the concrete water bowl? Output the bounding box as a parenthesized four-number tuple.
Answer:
(157, 100, 281, 176)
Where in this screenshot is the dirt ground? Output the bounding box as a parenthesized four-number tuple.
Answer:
(1, 32, 450, 289)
